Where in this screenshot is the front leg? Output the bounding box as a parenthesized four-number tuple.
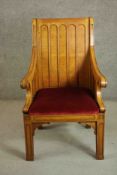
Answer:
(96, 118, 105, 160)
(24, 116, 34, 161)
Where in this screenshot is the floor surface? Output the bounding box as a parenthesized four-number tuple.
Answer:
(0, 100, 117, 175)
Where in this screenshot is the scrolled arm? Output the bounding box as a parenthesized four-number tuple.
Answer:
(90, 46, 107, 113)
(20, 47, 38, 114)
(20, 75, 31, 89)
(20, 78, 33, 114)
(20, 46, 37, 90)
(90, 47, 107, 88)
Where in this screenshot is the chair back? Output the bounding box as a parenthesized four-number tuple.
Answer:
(32, 18, 94, 89)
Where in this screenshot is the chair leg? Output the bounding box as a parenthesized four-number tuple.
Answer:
(24, 120, 34, 161)
(38, 122, 50, 129)
(38, 124, 43, 129)
(96, 120, 104, 160)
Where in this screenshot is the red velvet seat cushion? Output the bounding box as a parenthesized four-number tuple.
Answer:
(28, 87, 99, 115)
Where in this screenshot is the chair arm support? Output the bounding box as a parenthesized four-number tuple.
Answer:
(20, 76, 33, 113)
(90, 47, 107, 88)
(23, 90, 33, 114)
(95, 84, 106, 113)
(20, 47, 38, 113)
(90, 47, 107, 113)
(20, 47, 37, 90)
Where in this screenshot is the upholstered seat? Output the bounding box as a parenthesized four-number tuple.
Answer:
(29, 87, 99, 115)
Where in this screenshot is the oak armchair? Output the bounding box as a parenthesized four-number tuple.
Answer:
(21, 17, 107, 161)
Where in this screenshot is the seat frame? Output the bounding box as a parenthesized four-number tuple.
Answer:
(21, 17, 107, 161)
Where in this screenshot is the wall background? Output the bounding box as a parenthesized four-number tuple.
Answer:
(0, 0, 117, 99)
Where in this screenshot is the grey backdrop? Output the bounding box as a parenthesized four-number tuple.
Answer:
(0, 0, 117, 99)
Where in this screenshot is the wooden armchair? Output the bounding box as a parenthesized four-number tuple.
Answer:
(20, 18, 107, 161)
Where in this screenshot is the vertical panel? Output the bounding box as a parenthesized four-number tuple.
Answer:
(32, 20, 40, 92)
(32, 19, 36, 47)
(49, 25, 58, 87)
(58, 25, 67, 87)
(85, 21, 90, 89)
(76, 24, 89, 87)
(90, 18, 95, 92)
(41, 25, 49, 88)
(37, 21, 43, 89)
(76, 25, 85, 87)
(67, 25, 76, 86)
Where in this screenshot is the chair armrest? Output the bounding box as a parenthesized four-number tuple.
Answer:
(20, 74, 34, 114)
(20, 74, 32, 90)
(90, 46, 107, 88)
(90, 46, 107, 113)
(20, 74, 30, 89)
(20, 47, 37, 113)
(20, 71, 35, 90)
(20, 47, 37, 90)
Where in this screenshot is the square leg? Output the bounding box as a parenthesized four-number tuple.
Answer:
(24, 118, 34, 161)
(96, 120, 104, 160)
